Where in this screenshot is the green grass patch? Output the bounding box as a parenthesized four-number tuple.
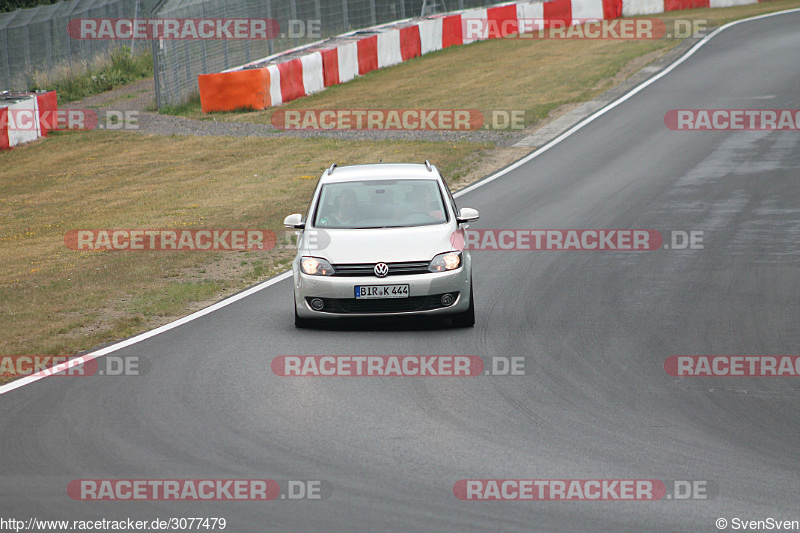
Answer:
(129, 281, 226, 317)
(157, 93, 202, 115)
(0, 132, 488, 357)
(30, 46, 153, 105)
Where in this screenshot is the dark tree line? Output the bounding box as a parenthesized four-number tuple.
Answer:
(1, 0, 66, 14)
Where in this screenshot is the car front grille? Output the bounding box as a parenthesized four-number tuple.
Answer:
(307, 293, 459, 314)
(330, 261, 430, 277)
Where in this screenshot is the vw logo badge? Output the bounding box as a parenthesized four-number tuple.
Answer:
(374, 262, 389, 277)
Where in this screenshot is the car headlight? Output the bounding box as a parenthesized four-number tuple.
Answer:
(428, 251, 462, 272)
(300, 256, 335, 276)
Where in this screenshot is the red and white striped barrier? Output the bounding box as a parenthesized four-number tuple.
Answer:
(517, 2, 545, 32)
(622, 0, 667, 15)
(0, 91, 57, 150)
(622, 0, 756, 14)
(462, 8, 489, 44)
(198, 0, 763, 112)
(709, 0, 757, 7)
(377, 28, 403, 68)
(337, 41, 360, 84)
(418, 17, 444, 54)
(571, 0, 606, 23)
(301, 52, 325, 96)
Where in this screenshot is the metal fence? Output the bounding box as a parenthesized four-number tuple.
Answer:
(1, 0, 510, 102)
(0, 0, 155, 90)
(153, 0, 509, 108)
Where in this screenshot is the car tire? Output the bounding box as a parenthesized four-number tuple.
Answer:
(294, 297, 316, 328)
(451, 283, 475, 328)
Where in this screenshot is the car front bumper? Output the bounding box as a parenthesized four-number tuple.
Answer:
(293, 261, 472, 319)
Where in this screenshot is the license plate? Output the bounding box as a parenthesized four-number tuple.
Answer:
(355, 284, 409, 299)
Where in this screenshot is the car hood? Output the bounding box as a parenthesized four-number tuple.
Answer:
(301, 224, 459, 264)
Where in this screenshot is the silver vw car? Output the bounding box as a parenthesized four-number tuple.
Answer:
(283, 161, 479, 328)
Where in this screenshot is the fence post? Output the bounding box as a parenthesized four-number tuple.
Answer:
(151, 0, 167, 109)
(2, 29, 9, 88)
(266, 0, 273, 56)
(131, 0, 140, 55)
(290, 0, 298, 47)
(22, 24, 30, 82)
(221, 17, 230, 68)
(341, 0, 349, 31)
(63, 0, 76, 70)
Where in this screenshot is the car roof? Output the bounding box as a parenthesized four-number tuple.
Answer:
(319, 163, 441, 184)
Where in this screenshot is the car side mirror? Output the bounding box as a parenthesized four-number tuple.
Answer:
(457, 207, 479, 224)
(283, 214, 305, 229)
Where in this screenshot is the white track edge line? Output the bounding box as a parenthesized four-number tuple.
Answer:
(0, 271, 292, 395)
(454, 7, 800, 199)
(4, 8, 798, 396)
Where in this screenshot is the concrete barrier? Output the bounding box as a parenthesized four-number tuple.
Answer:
(197, 0, 767, 112)
(1, 91, 56, 150)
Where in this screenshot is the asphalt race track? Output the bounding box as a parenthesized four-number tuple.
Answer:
(2, 10, 799, 533)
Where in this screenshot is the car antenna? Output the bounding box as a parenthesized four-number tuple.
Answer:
(327, 163, 337, 175)
(424, 160, 432, 171)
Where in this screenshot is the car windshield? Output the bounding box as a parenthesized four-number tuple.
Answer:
(314, 179, 448, 229)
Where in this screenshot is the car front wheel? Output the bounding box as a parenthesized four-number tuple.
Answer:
(451, 283, 475, 328)
(294, 296, 316, 328)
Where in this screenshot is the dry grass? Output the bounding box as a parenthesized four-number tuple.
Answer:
(1, 0, 797, 369)
(186, 0, 800, 127)
(652, 0, 800, 24)
(27, 52, 111, 90)
(0, 132, 488, 361)
(189, 37, 673, 127)
(28, 47, 153, 104)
